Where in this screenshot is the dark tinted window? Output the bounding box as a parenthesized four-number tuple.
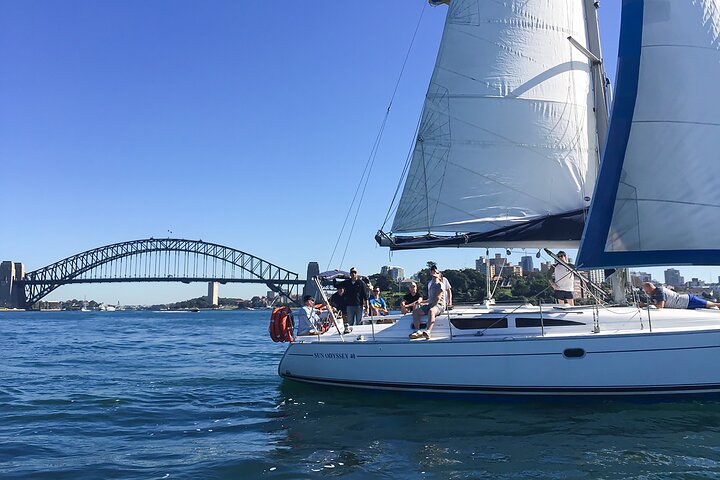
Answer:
(515, 317, 586, 327)
(450, 317, 508, 329)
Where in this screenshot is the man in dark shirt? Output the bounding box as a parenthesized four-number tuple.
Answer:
(400, 282, 423, 314)
(333, 267, 369, 333)
(329, 286, 347, 319)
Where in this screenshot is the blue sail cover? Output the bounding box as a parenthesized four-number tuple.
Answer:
(577, 0, 720, 268)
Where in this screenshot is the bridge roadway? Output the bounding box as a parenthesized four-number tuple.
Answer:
(21, 277, 306, 286)
(1, 238, 314, 309)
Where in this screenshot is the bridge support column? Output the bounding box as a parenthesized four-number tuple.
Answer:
(302, 262, 320, 300)
(208, 281, 219, 307)
(0, 261, 25, 309)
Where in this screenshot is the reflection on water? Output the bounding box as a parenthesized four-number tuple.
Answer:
(2, 310, 720, 479)
(268, 380, 720, 479)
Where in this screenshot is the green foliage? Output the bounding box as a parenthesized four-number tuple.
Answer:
(371, 266, 555, 306)
(369, 273, 398, 293)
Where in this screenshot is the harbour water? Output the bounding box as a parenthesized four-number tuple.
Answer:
(2, 310, 720, 479)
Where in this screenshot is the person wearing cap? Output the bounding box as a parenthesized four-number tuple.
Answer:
(427, 265, 452, 309)
(297, 295, 323, 336)
(547, 251, 576, 306)
(400, 282, 422, 314)
(333, 267, 369, 333)
(369, 287, 388, 316)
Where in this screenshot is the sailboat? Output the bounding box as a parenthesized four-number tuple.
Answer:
(278, 0, 720, 397)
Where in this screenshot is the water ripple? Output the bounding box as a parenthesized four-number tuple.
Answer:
(3, 310, 720, 479)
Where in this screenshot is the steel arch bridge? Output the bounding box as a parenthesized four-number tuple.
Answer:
(19, 238, 303, 308)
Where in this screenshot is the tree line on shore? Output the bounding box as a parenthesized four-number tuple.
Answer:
(369, 264, 560, 308)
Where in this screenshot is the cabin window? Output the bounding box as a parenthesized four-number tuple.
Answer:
(450, 317, 508, 329)
(515, 318, 586, 328)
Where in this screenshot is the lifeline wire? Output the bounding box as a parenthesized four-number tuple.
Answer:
(327, 2, 427, 270)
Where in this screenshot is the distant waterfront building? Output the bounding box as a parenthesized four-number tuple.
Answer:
(689, 277, 705, 288)
(267, 291, 276, 300)
(476, 254, 518, 277)
(540, 262, 552, 275)
(520, 256, 534, 276)
(475, 257, 495, 277)
(664, 268, 684, 286)
(587, 269, 606, 285)
(381, 266, 405, 281)
(630, 271, 653, 287)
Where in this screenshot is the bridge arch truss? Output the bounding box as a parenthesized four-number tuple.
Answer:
(21, 238, 302, 307)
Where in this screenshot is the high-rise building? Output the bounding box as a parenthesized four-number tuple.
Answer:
(630, 271, 653, 287)
(381, 266, 405, 281)
(520, 256, 534, 275)
(664, 268, 684, 286)
(475, 257, 496, 277)
(477, 255, 516, 277)
(587, 269, 606, 285)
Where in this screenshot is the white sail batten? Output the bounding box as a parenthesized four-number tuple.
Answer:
(390, 0, 598, 247)
(578, 0, 720, 268)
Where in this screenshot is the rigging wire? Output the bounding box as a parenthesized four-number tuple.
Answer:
(326, 3, 428, 269)
(381, 113, 423, 229)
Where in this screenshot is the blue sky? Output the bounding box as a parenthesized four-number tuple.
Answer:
(1, 1, 713, 305)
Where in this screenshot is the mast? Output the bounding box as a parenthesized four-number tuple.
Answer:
(485, 249, 492, 305)
(576, 0, 628, 305)
(583, 0, 609, 162)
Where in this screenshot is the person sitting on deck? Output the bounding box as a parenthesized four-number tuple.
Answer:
(640, 282, 720, 310)
(400, 282, 423, 314)
(428, 264, 453, 309)
(297, 295, 324, 336)
(329, 286, 347, 319)
(410, 269, 446, 340)
(369, 287, 389, 316)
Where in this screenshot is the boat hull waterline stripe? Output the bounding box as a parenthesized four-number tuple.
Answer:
(280, 373, 720, 396)
(285, 342, 720, 359)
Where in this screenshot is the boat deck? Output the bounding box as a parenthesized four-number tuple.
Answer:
(294, 304, 720, 344)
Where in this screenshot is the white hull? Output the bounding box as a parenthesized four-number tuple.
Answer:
(279, 305, 720, 397)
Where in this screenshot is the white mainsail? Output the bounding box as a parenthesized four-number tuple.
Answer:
(387, 0, 599, 248)
(578, 0, 720, 268)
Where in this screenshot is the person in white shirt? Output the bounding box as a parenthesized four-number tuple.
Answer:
(297, 295, 322, 336)
(547, 251, 576, 306)
(427, 264, 452, 309)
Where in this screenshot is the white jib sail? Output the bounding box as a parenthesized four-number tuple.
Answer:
(391, 0, 598, 244)
(602, 0, 720, 255)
